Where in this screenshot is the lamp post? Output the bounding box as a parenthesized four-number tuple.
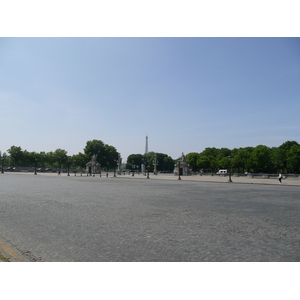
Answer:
(117, 154, 121, 175)
(34, 158, 38, 175)
(146, 159, 150, 179)
(178, 161, 181, 180)
(153, 154, 158, 175)
(177, 157, 181, 180)
(142, 158, 145, 176)
(67, 158, 70, 176)
(228, 156, 232, 183)
(113, 159, 117, 177)
(97, 163, 101, 177)
(58, 156, 62, 175)
(1, 158, 4, 174)
(132, 160, 134, 176)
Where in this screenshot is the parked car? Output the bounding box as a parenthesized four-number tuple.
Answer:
(6, 166, 15, 171)
(216, 169, 227, 175)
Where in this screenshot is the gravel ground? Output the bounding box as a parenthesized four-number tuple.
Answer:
(0, 172, 299, 262)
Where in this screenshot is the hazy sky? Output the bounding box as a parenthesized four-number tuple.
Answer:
(1, 37, 299, 161)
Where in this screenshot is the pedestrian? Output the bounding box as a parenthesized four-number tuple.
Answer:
(278, 173, 282, 184)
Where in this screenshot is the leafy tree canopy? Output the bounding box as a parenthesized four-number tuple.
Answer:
(126, 152, 174, 171)
(84, 139, 119, 168)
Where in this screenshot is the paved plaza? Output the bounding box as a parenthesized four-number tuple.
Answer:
(0, 172, 299, 261)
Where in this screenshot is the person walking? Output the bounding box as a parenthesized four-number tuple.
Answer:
(278, 173, 282, 184)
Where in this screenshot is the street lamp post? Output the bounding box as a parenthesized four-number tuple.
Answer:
(1, 158, 4, 174)
(1, 153, 6, 174)
(34, 158, 38, 175)
(58, 156, 62, 175)
(132, 160, 134, 176)
(228, 156, 232, 183)
(153, 154, 158, 175)
(113, 159, 117, 177)
(117, 154, 121, 175)
(144, 159, 149, 179)
(146, 159, 150, 179)
(67, 159, 70, 176)
(141, 158, 145, 176)
(177, 158, 181, 180)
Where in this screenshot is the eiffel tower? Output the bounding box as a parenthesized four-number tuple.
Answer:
(145, 135, 148, 154)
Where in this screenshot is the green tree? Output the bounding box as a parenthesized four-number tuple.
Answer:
(286, 144, 300, 173)
(274, 141, 300, 173)
(186, 152, 199, 172)
(84, 140, 105, 158)
(216, 148, 231, 161)
(249, 145, 272, 173)
(208, 155, 218, 171)
(71, 152, 88, 169)
(26, 151, 38, 167)
(126, 154, 143, 170)
(218, 156, 229, 169)
(161, 155, 174, 172)
(84, 140, 118, 170)
(54, 148, 68, 169)
(45, 151, 56, 168)
(0, 152, 8, 170)
(278, 141, 299, 151)
(197, 155, 210, 171)
(126, 152, 174, 172)
(7, 146, 23, 166)
(231, 147, 253, 173)
(103, 144, 119, 169)
(201, 147, 219, 158)
(271, 147, 286, 173)
(146, 152, 174, 172)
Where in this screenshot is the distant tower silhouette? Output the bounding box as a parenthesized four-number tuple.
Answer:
(145, 135, 148, 154)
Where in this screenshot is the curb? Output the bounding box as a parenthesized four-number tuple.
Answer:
(0, 240, 28, 262)
(103, 175, 300, 186)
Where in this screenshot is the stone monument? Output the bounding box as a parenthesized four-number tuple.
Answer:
(174, 152, 190, 176)
(86, 154, 100, 175)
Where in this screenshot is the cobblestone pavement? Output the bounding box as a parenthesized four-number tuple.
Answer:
(0, 172, 299, 261)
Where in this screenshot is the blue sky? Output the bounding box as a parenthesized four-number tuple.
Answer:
(0, 37, 299, 161)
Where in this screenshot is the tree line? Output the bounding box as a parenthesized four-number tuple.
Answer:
(0, 140, 119, 171)
(2, 139, 299, 174)
(186, 141, 300, 174)
(126, 152, 174, 172)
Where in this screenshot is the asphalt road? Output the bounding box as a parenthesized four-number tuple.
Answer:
(0, 173, 299, 261)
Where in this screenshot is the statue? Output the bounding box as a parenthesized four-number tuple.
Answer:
(181, 152, 186, 162)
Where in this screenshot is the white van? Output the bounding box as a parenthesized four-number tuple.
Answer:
(216, 169, 227, 175)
